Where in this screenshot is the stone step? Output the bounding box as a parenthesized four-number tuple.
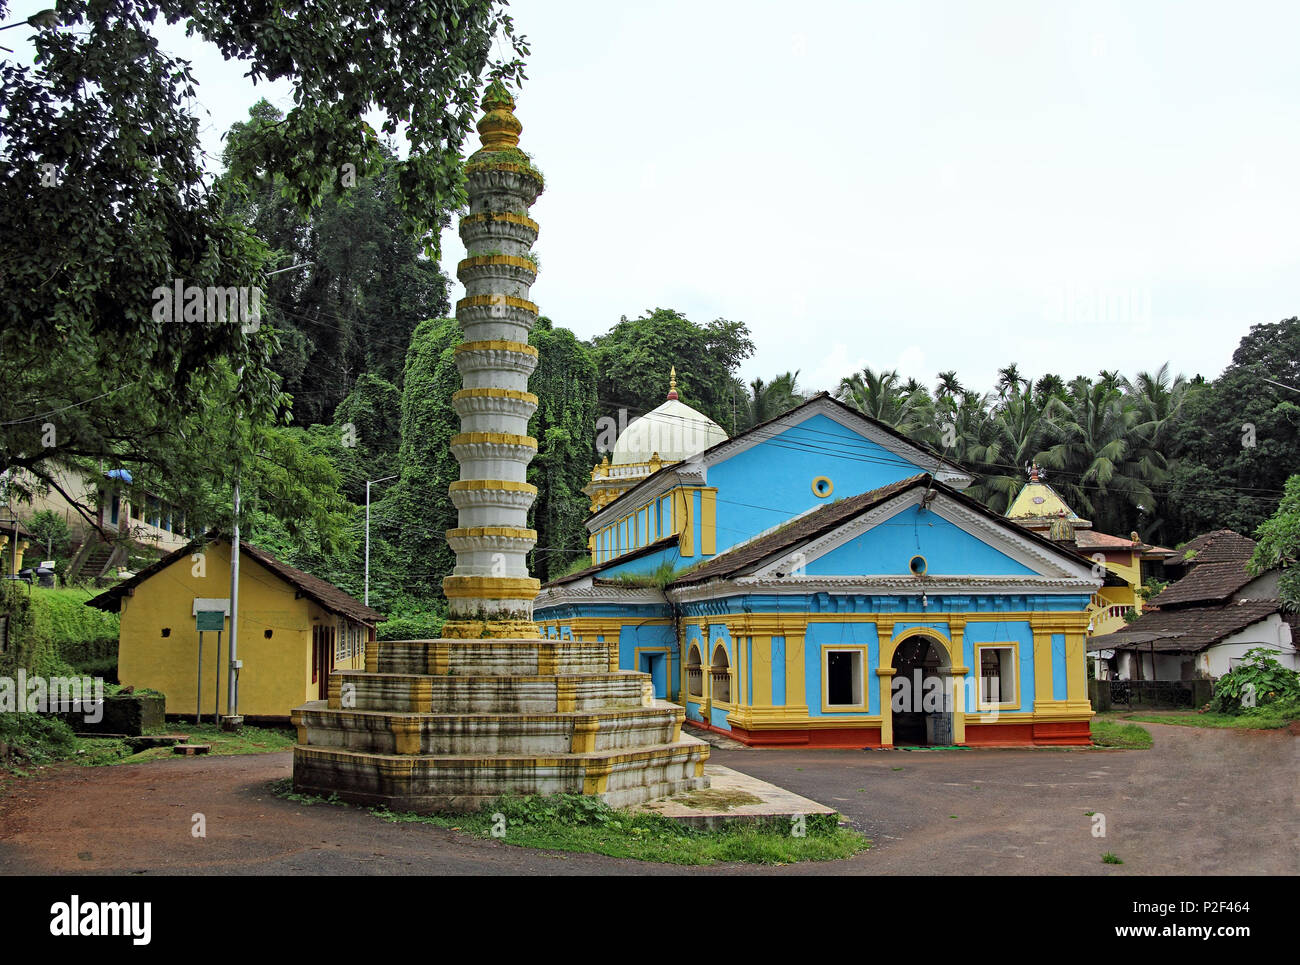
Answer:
(294, 701, 684, 756)
(291, 736, 710, 813)
(329, 671, 651, 714)
(369, 637, 615, 676)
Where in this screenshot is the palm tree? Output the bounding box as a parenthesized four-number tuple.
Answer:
(935, 370, 964, 400)
(966, 386, 1055, 513)
(996, 363, 1028, 399)
(837, 366, 930, 436)
(1036, 376, 1152, 533)
(742, 370, 805, 429)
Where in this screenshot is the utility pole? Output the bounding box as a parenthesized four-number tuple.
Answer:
(224, 479, 241, 728)
(365, 475, 397, 606)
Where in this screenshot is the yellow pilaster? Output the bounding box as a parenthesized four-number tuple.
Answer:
(785, 628, 806, 712)
(677, 489, 695, 557)
(877, 668, 897, 747)
(948, 617, 967, 744)
(751, 635, 772, 707)
(701, 488, 717, 556)
(1029, 612, 1093, 716)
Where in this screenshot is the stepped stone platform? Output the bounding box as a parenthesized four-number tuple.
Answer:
(631, 764, 838, 830)
(292, 637, 710, 812)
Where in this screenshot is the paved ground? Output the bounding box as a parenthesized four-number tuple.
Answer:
(0, 722, 1293, 875)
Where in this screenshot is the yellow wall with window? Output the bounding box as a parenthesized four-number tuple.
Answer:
(115, 540, 366, 719)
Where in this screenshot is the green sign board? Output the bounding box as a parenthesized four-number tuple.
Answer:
(196, 611, 225, 632)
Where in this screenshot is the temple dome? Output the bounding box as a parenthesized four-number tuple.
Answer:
(611, 370, 727, 465)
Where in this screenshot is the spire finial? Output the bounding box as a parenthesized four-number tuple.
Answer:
(667, 367, 679, 401)
(476, 80, 522, 152)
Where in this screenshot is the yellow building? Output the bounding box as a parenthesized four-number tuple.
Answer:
(1005, 466, 1174, 643)
(88, 537, 381, 720)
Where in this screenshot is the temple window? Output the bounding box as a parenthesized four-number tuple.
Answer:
(825, 648, 864, 708)
(686, 644, 703, 697)
(979, 645, 1017, 707)
(711, 643, 731, 704)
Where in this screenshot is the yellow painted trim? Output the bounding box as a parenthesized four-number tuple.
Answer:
(975, 642, 1020, 710)
(701, 488, 717, 555)
(448, 479, 538, 495)
(879, 624, 955, 669)
(449, 431, 538, 449)
(908, 553, 928, 576)
(442, 576, 541, 598)
(676, 489, 694, 557)
(811, 475, 834, 498)
(459, 211, 540, 232)
(440, 618, 540, 639)
(455, 294, 539, 314)
(444, 526, 537, 540)
(820, 643, 870, 713)
(684, 640, 705, 700)
(457, 254, 537, 273)
(785, 630, 806, 712)
(751, 635, 771, 708)
(452, 388, 539, 405)
(453, 339, 540, 358)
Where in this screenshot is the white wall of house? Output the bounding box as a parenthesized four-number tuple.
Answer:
(1201, 615, 1297, 677)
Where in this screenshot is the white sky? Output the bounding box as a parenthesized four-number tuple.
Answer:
(9, 0, 1299, 394)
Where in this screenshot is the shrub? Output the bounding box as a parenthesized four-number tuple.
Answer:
(1209, 647, 1300, 713)
(377, 609, 445, 641)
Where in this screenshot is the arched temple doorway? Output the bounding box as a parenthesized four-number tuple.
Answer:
(889, 634, 954, 746)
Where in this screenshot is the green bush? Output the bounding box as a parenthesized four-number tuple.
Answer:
(1209, 647, 1300, 713)
(0, 712, 76, 767)
(0, 582, 74, 679)
(377, 609, 445, 641)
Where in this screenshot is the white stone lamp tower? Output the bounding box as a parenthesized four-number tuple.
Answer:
(442, 80, 544, 640)
(290, 84, 710, 812)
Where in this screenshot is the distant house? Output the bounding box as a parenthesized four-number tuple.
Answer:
(87, 536, 382, 720)
(0, 516, 35, 578)
(1087, 529, 1297, 680)
(1, 463, 190, 582)
(1005, 465, 1176, 638)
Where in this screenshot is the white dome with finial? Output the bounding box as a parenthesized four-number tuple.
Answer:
(611, 367, 728, 466)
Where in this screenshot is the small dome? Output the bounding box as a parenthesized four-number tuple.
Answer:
(611, 397, 727, 466)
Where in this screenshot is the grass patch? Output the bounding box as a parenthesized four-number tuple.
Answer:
(1090, 719, 1153, 749)
(1121, 700, 1300, 730)
(69, 723, 295, 767)
(271, 783, 868, 866)
(1102, 852, 1123, 865)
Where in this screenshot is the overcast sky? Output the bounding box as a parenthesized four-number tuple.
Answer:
(10, 0, 1299, 394)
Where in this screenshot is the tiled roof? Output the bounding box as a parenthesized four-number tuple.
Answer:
(1073, 531, 1136, 550)
(1175, 529, 1257, 566)
(541, 535, 680, 588)
(1148, 560, 1255, 608)
(86, 533, 383, 624)
(1088, 600, 1283, 653)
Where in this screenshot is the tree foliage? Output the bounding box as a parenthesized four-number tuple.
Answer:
(589, 309, 755, 434)
(528, 318, 598, 581)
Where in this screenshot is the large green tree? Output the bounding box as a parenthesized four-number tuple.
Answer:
(0, 0, 524, 548)
(527, 318, 599, 582)
(219, 101, 452, 427)
(589, 308, 755, 435)
(1164, 319, 1300, 540)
